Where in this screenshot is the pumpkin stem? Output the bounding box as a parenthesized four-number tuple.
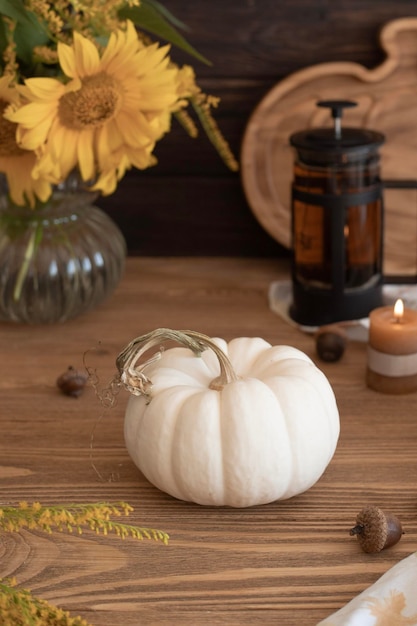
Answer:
(116, 328, 239, 399)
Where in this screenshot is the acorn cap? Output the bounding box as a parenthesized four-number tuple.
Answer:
(349, 505, 403, 553)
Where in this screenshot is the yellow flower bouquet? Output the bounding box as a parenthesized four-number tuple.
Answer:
(0, 1, 238, 324)
(0, 0, 237, 207)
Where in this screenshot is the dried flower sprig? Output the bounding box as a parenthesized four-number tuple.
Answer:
(0, 501, 169, 544)
(190, 92, 239, 172)
(0, 577, 92, 626)
(0, 501, 168, 624)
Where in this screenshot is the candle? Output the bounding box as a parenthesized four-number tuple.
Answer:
(367, 299, 417, 394)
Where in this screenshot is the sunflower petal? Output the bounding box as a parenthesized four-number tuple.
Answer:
(77, 130, 96, 181)
(58, 42, 77, 79)
(72, 31, 100, 76)
(24, 77, 64, 101)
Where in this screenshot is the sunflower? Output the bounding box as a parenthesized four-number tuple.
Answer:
(0, 76, 51, 207)
(7, 20, 181, 196)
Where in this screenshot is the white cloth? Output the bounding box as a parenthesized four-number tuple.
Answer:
(317, 552, 417, 625)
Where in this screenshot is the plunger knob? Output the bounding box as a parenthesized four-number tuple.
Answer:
(317, 100, 357, 139)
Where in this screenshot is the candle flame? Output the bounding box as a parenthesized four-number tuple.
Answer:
(393, 298, 404, 322)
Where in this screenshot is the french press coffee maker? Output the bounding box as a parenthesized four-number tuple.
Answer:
(289, 100, 385, 326)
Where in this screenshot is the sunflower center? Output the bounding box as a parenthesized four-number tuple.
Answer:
(0, 100, 24, 157)
(59, 73, 122, 130)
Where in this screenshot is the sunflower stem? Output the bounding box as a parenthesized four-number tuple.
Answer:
(13, 223, 42, 302)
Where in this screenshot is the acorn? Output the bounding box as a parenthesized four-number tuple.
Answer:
(315, 324, 347, 362)
(56, 366, 88, 398)
(349, 505, 403, 553)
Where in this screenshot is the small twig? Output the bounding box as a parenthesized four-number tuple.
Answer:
(83, 345, 123, 481)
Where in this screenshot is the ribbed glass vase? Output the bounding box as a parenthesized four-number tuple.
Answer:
(0, 176, 126, 324)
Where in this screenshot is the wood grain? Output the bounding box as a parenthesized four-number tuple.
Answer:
(1, 257, 417, 626)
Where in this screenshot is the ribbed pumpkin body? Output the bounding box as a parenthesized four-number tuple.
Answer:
(124, 337, 340, 507)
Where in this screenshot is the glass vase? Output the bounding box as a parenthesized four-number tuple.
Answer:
(0, 177, 126, 324)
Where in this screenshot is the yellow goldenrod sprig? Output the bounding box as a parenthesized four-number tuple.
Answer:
(174, 108, 199, 139)
(26, 0, 66, 39)
(30, 0, 141, 42)
(0, 501, 169, 544)
(1, 17, 18, 77)
(190, 93, 239, 172)
(0, 577, 92, 626)
(32, 46, 59, 66)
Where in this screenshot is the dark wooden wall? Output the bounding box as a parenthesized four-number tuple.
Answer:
(100, 0, 417, 256)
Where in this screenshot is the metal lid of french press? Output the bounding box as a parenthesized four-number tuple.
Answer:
(289, 100, 385, 161)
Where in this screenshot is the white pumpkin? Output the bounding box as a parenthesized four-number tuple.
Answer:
(118, 328, 340, 508)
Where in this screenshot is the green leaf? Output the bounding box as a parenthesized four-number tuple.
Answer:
(119, 4, 211, 66)
(142, 0, 190, 32)
(14, 13, 49, 67)
(0, 0, 49, 67)
(0, 0, 34, 24)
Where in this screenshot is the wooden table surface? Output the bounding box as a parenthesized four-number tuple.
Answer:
(1, 257, 416, 626)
